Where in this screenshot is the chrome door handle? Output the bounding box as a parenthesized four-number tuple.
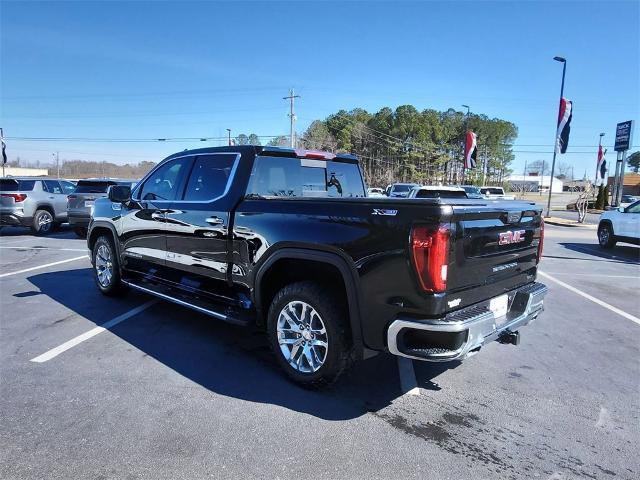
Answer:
(205, 217, 223, 225)
(151, 212, 165, 220)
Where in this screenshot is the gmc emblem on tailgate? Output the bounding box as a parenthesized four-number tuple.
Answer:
(498, 229, 526, 245)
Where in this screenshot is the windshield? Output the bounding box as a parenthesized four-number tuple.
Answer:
(415, 189, 467, 199)
(0, 179, 36, 191)
(392, 185, 413, 193)
(462, 186, 481, 194)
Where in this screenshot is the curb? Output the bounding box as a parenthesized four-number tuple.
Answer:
(544, 218, 597, 229)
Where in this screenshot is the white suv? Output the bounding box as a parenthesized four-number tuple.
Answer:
(598, 200, 640, 248)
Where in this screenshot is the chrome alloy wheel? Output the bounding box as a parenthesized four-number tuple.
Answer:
(276, 301, 328, 373)
(38, 211, 53, 232)
(95, 244, 114, 287)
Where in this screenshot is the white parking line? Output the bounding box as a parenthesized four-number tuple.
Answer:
(0, 255, 88, 278)
(539, 271, 640, 326)
(30, 300, 158, 363)
(0, 246, 87, 252)
(397, 357, 420, 396)
(541, 272, 639, 279)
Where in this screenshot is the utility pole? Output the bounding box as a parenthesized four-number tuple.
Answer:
(226, 128, 232, 146)
(53, 152, 60, 178)
(1, 127, 5, 177)
(283, 88, 300, 148)
(546, 56, 567, 217)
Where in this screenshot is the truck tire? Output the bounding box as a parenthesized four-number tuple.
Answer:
(598, 222, 616, 249)
(31, 209, 55, 235)
(92, 235, 125, 296)
(267, 281, 352, 389)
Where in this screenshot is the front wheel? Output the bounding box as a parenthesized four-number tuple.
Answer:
(31, 209, 54, 235)
(92, 235, 125, 296)
(598, 223, 616, 248)
(267, 281, 352, 389)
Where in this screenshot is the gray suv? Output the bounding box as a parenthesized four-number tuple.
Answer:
(0, 177, 76, 234)
(67, 179, 136, 237)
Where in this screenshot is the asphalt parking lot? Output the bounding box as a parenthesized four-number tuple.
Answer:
(1, 224, 638, 480)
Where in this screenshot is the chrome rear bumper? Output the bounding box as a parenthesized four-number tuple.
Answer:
(387, 282, 548, 362)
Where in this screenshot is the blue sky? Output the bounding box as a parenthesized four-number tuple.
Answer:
(1, 0, 638, 177)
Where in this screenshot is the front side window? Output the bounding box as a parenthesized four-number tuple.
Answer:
(626, 200, 640, 214)
(246, 156, 365, 198)
(183, 154, 237, 201)
(139, 158, 189, 201)
(60, 181, 76, 194)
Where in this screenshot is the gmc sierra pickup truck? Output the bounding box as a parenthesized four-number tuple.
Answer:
(88, 145, 547, 388)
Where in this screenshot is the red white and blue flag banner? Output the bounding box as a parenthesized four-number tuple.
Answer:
(556, 98, 572, 154)
(596, 145, 607, 186)
(464, 130, 477, 169)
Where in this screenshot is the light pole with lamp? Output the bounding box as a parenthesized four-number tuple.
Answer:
(226, 128, 231, 146)
(461, 104, 470, 184)
(546, 56, 566, 217)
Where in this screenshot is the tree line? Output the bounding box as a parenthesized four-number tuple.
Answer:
(268, 105, 519, 187)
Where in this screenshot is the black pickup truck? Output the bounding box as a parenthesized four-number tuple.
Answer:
(88, 145, 547, 388)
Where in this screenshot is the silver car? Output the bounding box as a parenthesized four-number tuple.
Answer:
(0, 177, 76, 234)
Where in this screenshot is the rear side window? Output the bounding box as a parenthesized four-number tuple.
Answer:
(139, 158, 190, 201)
(43, 180, 63, 194)
(183, 154, 237, 201)
(246, 156, 365, 198)
(0, 179, 36, 191)
(76, 181, 112, 193)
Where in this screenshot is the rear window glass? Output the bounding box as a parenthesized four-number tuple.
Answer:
(416, 189, 467, 199)
(75, 180, 116, 193)
(392, 185, 413, 193)
(0, 179, 36, 191)
(481, 187, 505, 195)
(247, 156, 365, 198)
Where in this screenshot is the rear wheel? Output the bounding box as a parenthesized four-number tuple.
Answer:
(92, 235, 125, 296)
(598, 223, 616, 248)
(31, 209, 54, 235)
(267, 281, 352, 388)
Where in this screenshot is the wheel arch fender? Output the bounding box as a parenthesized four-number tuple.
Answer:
(88, 221, 121, 266)
(254, 247, 364, 355)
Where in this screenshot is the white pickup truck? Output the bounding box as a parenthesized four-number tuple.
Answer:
(598, 200, 640, 248)
(480, 186, 516, 201)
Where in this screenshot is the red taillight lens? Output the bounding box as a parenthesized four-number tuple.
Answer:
(411, 224, 450, 293)
(1, 193, 27, 202)
(294, 149, 337, 160)
(537, 218, 544, 263)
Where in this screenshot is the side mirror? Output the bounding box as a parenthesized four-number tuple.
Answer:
(617, 207, 625, 213)
(108, 185, 131, 203)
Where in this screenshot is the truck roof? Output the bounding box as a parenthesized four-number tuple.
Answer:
(163, 145, 358, 164)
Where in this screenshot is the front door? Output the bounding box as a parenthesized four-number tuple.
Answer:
(120, 156, 192, 276)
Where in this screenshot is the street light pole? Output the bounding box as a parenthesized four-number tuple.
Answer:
(226, 128, 231, 146)
(546, 56, 566, 218)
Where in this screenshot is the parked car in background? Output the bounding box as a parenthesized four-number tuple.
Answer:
(367, 187, 385, 197)
(458, 185, 484, 199)
(385, 183, 420, 198)
(407, 185, 468, 199)
(67, 178, 137, 237)
(598, 200, 640, 248)
(88, 145, 547, 387)
(0, 177, 76, 234)
(480, 186, 516, 200)
(620, 195, 639, 208)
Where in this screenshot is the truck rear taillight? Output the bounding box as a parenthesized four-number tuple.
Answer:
(537, 218, 544, 263)
(411, 224, 450, 293)
(1, 193, 27, 202)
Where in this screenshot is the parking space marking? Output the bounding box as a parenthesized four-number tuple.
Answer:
(539, 271, 640, 326)
(540, 272, 638, 279)
(0, 246, 87, 252)
(397, 357, 420, 396)
(30, 300, 158, 363)
(0, 255, 88, 278)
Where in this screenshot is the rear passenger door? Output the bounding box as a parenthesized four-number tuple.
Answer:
(164, 153, 240, 287)
(43, 180, 68, 219)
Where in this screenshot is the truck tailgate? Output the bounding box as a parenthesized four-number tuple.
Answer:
(447, 203, 542, 293)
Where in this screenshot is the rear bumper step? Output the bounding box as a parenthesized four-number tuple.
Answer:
(387, 282, 547, 362)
